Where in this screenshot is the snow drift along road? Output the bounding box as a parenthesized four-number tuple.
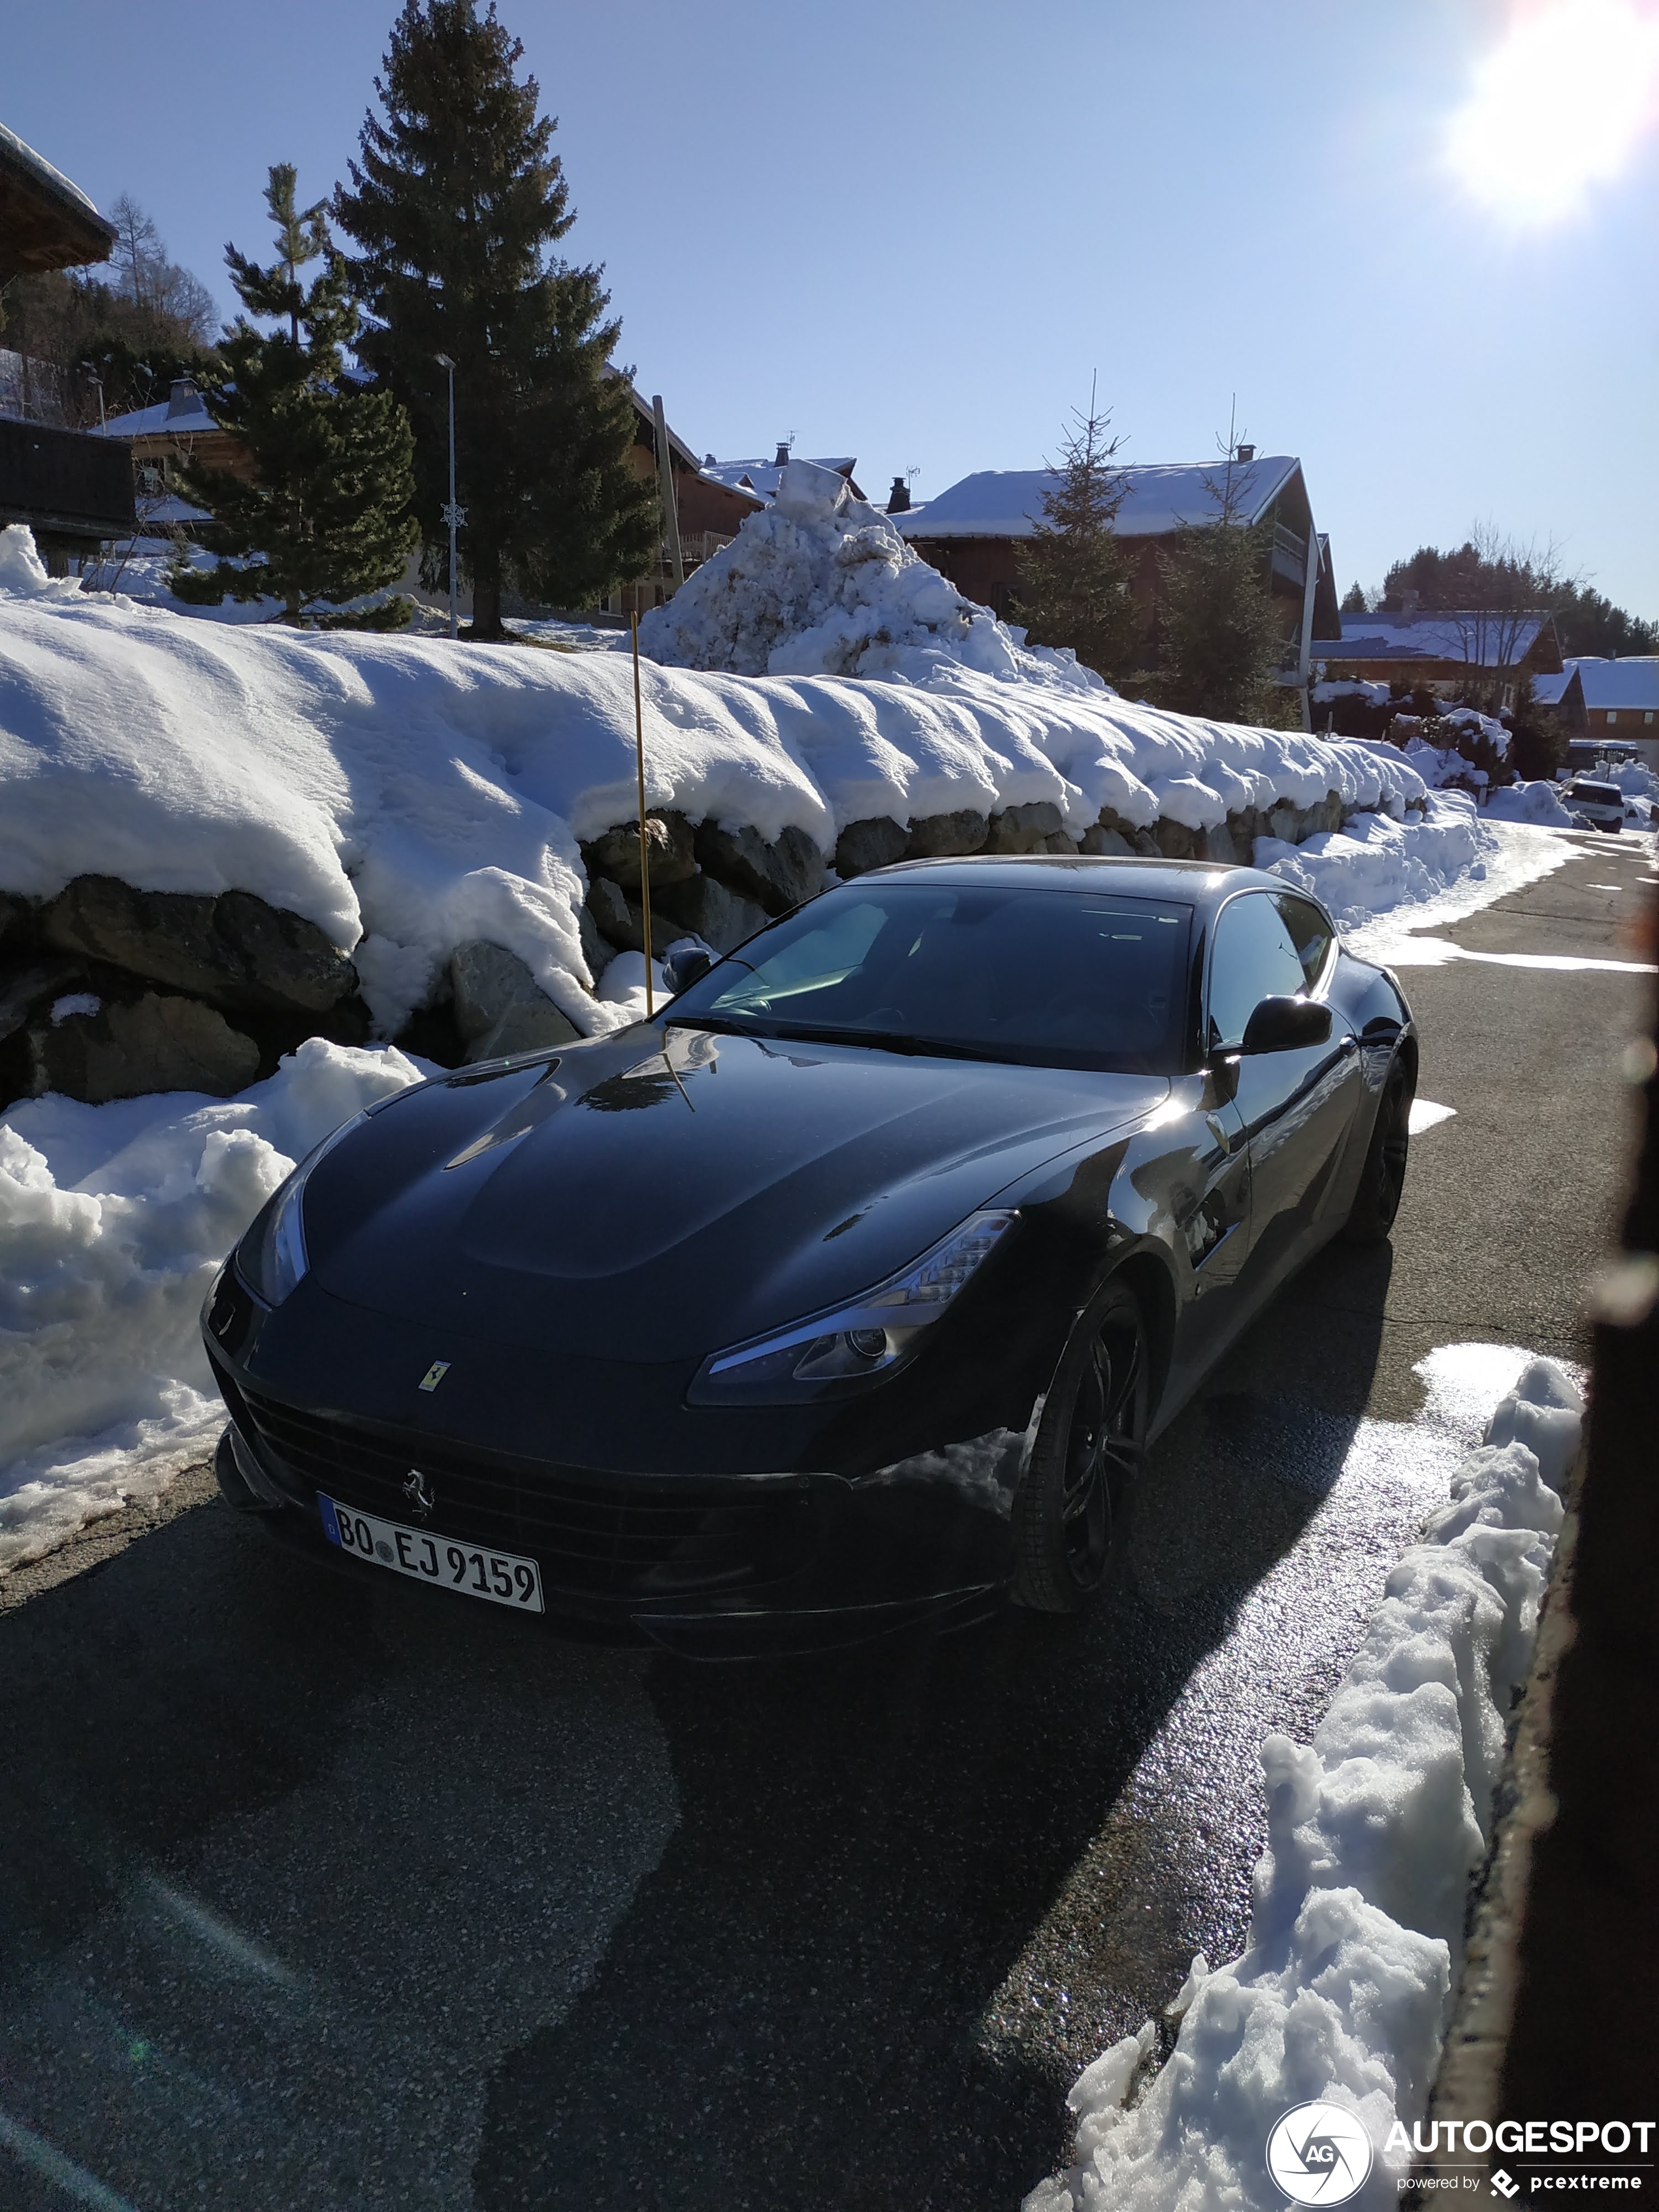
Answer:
(1026, 1352, 1583, 2212)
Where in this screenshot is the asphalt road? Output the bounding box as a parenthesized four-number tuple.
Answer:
(1, 833, 1652, 2212)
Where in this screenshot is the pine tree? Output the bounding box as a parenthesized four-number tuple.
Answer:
(1012, 396, 1139, 686)
(334, 0, 659, 641)
(170, 165, 417, 628)
(1155, 443, 1285, 724)
(1340, 581, 1370, 614)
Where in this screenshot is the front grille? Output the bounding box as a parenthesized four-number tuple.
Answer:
(238, 1387, 811, 1601)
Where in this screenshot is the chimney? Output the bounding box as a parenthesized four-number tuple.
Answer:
(886, 475, 910, 513)
(703, 452, 717, 468)
(167, 378, 199, 419)
(773, 441, 791, 468)
(1400, 588, 1419, 628)
(1234, 442, 1255, 463)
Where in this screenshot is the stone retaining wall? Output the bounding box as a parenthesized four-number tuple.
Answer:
(0, 788, 1404, 1110)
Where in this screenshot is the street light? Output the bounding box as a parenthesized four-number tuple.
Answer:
(434, 353, 464, 639)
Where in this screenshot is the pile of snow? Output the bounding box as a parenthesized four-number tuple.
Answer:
(0, 1038, 428, 1567)
(1484, 778, 1575, 827)
(639, 458, 1110, 690)
(0, 523, 82, 603)
(1312, 677, 1392, 707)
(1403, 738, 1487, 790)
(1439, 704, 1509, 756)
(1256, 790, 1492, 932)
(1027, 1354, 1583, 2212)
(1590, 756, 1659, 803)
(2, 522, 1428, 1044)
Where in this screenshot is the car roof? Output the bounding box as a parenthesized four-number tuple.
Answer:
(861, 852, 1297, 912)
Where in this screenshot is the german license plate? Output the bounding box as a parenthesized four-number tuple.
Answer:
(319, 1494, 543, 1613)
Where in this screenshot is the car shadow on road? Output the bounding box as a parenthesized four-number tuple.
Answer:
(472, 1242, 1400, 2212)
(0, 1248, 1400, 2212)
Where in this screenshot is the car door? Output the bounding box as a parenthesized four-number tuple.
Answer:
(1205, 888, 1362, 1303)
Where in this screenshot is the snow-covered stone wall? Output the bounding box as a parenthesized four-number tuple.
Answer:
(1, 520, 1429, 1109)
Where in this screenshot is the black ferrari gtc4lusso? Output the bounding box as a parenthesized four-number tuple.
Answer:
(202, 856, 1416, 1656)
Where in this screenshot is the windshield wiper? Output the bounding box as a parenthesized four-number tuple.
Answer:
(662, 1012, 779, 1038)
(758, 1023, 1012, 1064)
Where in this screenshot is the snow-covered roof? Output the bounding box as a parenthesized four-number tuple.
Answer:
(1567, 657, 1659, 712)
(133, 493, 210, 526)
(1326, 611, 1552, 667)
(0, 121, 103, 219)
(703, 457, 860, 502)
(100, 388, 217, 439)
(894, 457, 1301, 541)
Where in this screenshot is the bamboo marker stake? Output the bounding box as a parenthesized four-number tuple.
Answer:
(630, 611, 654, 1018)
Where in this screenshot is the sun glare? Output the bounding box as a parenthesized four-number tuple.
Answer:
(1448, 0, 1659, 223)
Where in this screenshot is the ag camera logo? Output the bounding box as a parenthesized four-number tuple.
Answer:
(1266, 2101, 1376, 2204)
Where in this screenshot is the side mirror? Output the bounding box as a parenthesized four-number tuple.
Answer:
(661, 939, 715, 995)
(1240, 995, 1332, 1054)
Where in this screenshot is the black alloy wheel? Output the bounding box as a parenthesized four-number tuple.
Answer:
(1012, 1279, 1150, 1614)
(1342, 1055, 1414, 1245)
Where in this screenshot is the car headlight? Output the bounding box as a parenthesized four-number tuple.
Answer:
(236, 1111, 369, 1307)
(689, 1209, 1016, 1404)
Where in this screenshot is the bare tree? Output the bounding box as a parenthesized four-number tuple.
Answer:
(108, 194, 165, 313)
(1442, 525, 1579, 676)
(1385, 523, 1581, 692)
(105, 193, 218, 342)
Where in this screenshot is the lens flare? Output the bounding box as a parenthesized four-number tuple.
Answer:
(1448, 0, 1659, 222)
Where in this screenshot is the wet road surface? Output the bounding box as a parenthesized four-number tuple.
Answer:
(0, 835, 1651, 2211)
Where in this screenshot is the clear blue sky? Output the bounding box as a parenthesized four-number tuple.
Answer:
(8, 0, 1657, 615)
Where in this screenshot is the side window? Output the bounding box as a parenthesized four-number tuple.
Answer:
(1274, 895, 1334, 991)
(1206, 892, 1308, 1049)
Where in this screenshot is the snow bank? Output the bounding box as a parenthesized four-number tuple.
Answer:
(0, 522, 81, 603)
(1484, 778, 1574, 827)
(0, 1038, 427, 1567)
(1025, 1355, 1583, 2212)
(1256, 790, 1491, 932)
(1589, 756, 1659, 804)
(2, 525, 1427, 1042)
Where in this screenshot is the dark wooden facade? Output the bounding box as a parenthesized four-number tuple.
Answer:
(0, 417, 136, 556)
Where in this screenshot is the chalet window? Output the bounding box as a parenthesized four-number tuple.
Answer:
(1606, 710, 1619, 724)
(1645, 712, 1654, 725)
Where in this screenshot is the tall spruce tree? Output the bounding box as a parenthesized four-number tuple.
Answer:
(1155, 442, 1285, 724)
(171, 166, 417, 627)
(1012, 394, 1140, 686)
(334, 0, 659, 640)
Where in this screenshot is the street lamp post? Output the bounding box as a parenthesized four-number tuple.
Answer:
(434, 353, 464, 639)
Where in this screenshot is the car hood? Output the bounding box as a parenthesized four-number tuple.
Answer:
(311, 1027, 1167, 1360)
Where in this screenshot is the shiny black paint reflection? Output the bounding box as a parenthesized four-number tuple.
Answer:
(212, 859, 1415, 1645)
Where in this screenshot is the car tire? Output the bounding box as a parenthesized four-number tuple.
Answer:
(1012, 1279, 1150, 1614)
(1341, 1055, 1414, 1245)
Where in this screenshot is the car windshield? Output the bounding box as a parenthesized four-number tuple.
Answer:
(666, 881, 1194, 1073)
(1570, 784, 1621, 805)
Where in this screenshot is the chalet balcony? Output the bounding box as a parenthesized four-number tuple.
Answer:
(1269, 522, 1308, 588)
(664, 530, 735, 573)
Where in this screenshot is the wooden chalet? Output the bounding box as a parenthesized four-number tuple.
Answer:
(895, 452, 1340, 718)
(1319, 602, 1564, 709)
(0, 121, 135, 567)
